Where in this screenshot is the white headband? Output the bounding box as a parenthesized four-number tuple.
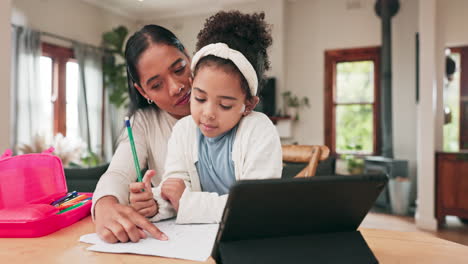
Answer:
(191, 43, 258, 96)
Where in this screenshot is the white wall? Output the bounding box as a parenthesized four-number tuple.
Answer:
(142, 14, 207, 57)
(415, 0, 439, 231)
(0, 0, 11, 150)
(285, 0, 380, 145)
(441, 0, 468, 47)
(392, 0, 419, 203)
(11, 0, 138, 47)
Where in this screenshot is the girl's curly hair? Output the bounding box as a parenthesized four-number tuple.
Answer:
(194, 11, 272, 98)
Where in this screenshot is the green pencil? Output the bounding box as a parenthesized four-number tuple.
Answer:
(125, 116, 143, 183)
(56, 199, 90, 214)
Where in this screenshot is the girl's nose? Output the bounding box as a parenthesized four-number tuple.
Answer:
(202, 104, 216, 120)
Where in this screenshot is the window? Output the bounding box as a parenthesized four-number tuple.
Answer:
(445, 46, 468, 151)
(37, 56, 53, 138)
(324, 47, 381, 155)
(66, 61, 79, 140)
(41, 43, 79, 137)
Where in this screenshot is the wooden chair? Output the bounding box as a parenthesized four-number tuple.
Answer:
(282, 145, 330, 178)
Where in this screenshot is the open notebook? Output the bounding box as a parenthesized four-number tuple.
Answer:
(80, 218, 218, 262)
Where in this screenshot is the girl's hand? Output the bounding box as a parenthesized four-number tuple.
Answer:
(129, 170, 158, 218)
(161, 178, 185, 211)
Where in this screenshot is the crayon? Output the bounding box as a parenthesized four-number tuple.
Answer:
(56, 199, 91, 214)
(50, 191, 78, 205)
(55, 194, 90, 208)
(56, 197, 91, 210)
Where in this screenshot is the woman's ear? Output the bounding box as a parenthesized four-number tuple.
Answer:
(243, 96, 260, 116)
(133, 83, 148, 99)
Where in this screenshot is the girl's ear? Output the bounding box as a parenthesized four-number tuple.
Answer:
(134, 83, 148, 99)
(243, 96, 260, 116)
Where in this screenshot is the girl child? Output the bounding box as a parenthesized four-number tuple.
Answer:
(130, 10, 283, 224)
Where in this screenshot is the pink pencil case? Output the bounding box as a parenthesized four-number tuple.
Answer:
(0, 148, 92, 237)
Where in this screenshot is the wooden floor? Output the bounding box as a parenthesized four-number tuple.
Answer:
(361, 212, 468, 246)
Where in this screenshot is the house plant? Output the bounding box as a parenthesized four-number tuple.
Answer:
(339, 144, 365, 175)
(281, 91, 310, 120)
(341, 154, 365, 174)
(102, 26, 129, 108)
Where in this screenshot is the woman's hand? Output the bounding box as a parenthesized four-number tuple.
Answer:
(161, 178, 186, 211)
(94, 196, 168, 243)
(129, 170, 158, 218)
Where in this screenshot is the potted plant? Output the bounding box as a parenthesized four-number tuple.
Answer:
(281, 91, 310, 120)
(341, 154, 364, 174)
(339, 144, 365, 175)
(102, 26, 129, 109)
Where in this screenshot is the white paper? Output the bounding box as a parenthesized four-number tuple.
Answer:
(79, 219, 219, 262)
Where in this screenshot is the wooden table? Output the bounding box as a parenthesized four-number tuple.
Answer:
(1, 216, 468, 264)
(360, 228, 468, 263)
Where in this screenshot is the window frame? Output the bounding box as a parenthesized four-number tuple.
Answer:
(41, 42, 75, 136)
(448, 46, 468, 150)
(324, 46, 381, 155)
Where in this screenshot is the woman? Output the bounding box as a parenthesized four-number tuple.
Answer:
(92, 25, 192, 243)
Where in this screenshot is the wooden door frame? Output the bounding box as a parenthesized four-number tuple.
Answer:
(324, 46, 381, 155)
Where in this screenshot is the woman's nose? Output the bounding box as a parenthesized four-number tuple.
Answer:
(168, 77, 184, 96)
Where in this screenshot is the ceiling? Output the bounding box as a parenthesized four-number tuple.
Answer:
(81, 0, 256, 21)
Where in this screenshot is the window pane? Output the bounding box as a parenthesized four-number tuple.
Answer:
(66, 61, 79, 140)
(39, 56, 53, 140)
(443, 52, 460, 151)
(336, 61, 374, 103)
(335, 104, 373, 153)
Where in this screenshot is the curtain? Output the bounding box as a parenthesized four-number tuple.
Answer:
(72, 43, 111, 161)
(11, 26, 48, 149)
(103, 87, 123, 159)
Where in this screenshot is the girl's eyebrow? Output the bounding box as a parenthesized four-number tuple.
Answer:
(194, 87, 237, 101)
(193, 87, 206, 94)
(218, 95, 237, 101)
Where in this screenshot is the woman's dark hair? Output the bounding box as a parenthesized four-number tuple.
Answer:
(194, 11, 272, 99)
(125, 25, 187, 116)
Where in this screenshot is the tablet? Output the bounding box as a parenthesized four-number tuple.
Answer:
(212, 174, 387, 262)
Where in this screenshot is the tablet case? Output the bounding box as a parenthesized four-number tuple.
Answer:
(0, 148, 92, 237)
(218, 231, 377, 264)
(213, 175, 387, 264)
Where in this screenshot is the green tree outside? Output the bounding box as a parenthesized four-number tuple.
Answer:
(335, 61, 374, 154)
